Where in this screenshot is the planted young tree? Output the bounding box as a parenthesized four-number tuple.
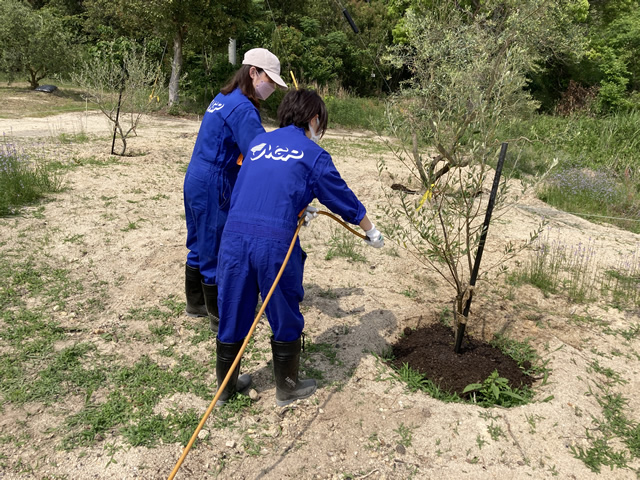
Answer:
(72, 41, 164, 156)
(381, 0, 586, 349)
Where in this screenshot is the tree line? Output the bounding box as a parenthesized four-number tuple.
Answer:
(0, 0, 639, 113)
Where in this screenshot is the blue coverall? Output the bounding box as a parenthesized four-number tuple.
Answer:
(217, 125, 367, 343)
(183, 88, 265, 285)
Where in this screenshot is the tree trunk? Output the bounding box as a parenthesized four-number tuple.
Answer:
(168, 29, 184, 108)
(28, 67, 39, 89)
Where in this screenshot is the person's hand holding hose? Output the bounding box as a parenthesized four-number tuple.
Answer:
(302, 205, 318, 227)
(364, 224, 384, 248)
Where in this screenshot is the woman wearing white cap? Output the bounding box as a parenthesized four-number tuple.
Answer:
(183, 48, 287, 336)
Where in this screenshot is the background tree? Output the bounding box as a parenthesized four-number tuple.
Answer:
(0, 0, 78, 89)
(83, 0, 249, 108)
(381, 0, 586, 341)
(243, 1, 399, 96)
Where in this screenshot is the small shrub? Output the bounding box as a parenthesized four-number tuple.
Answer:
(0, 139, 62, 216)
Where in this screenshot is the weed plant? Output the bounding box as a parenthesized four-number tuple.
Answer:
(538, 168, 640, 234)
(570, 382, 640, 474)
(509, 227, 639, 305)
(325, 227, 367, 263)
(463, 370, 529, 408)
(0, 138, 62, 216)
(601, 247, 640, 307)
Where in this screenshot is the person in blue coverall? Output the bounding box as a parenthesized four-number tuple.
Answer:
(214, 88, 384, 406)
(183, 48, 287, 333)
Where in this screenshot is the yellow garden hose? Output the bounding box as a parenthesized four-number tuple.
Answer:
(318, 210, 367, 240)
(168, 210, 365, 479)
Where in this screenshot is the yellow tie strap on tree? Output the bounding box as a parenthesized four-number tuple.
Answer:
(168, 209, 366, 479)
(416, 184, 435, 211)
(290, 71, 299, 90)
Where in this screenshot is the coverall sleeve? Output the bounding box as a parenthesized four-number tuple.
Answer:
(311, 152, 367, 225)
(228, 105, 265, 159)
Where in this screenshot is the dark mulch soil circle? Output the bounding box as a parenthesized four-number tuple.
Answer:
(389, 322, 534, 396)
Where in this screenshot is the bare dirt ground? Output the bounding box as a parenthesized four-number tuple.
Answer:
(1, 103, 640, 480)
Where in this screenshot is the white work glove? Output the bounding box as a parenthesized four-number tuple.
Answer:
(302, 205, 319, 227)
(364, 224, 384, 248)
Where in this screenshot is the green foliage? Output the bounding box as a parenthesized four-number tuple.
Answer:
(0, 140, 63, 216)
(0, 0, 79, 88)
(325, 226, 366, 263)
(462, 370, 530, 408)
(391, 362, 462, 403)
(62, 354, 213, 449)
(324, 95, 386, 130)
(490, 334, 548, 377)
(538, 168, 640, 234)
(584, 3, 640, 111)
(499, 111, 640, 174)
(249, 1, 398, 96)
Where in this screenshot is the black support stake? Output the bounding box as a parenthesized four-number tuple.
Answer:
(342, 8, 359, 33)
(110, 87, 123, 155)
(453, 142, 508, 353)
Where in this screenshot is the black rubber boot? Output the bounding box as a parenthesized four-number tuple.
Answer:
(202, 283, 219, 333)
(271, 336, 317, 407)
(215, 338, 252, 406)
(185, 264, 208, 317)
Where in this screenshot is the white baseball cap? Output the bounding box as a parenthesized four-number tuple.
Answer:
(242, 48, 288, 90)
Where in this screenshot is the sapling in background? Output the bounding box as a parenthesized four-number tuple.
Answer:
(72, 40, 165, 156)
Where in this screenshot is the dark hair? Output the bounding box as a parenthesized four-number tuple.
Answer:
(220, 65, 261, 108)
(277, 89, 328, 138)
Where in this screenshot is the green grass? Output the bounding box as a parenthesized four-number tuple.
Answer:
(0, 257, 82, 310)
(325, 227, 367, 263)
(490, 334, 549, 378)
(498, 112, 640, 234)
(0, 82, 89, 119)
(570, 382, 640, 474)
(498, 111, 640, 176)
(58, 132, 91, 144)
(0, 138, 63, 216)
(62, 354, 214, 449)
(509, 230, 639, 307)
(325, 95, 387, 130)
(538, 168, 640, 234)
(48, 155, 123, 172)
(0, 253, 231, 452)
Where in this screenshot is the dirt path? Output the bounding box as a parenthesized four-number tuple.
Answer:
(1, 110, 639, 479)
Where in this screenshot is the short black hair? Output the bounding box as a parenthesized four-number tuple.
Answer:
(277, 89, 328, 138)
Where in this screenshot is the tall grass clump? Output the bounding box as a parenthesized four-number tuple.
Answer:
(324, 95, 386, 130)
(538, 168, 640, 234)
(499, 111, 640, 175)
(511, 227, 639, 306)
(0, 137, 62, 216)
(498, 112, 640, 234)
(601, 246, 640, 307)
